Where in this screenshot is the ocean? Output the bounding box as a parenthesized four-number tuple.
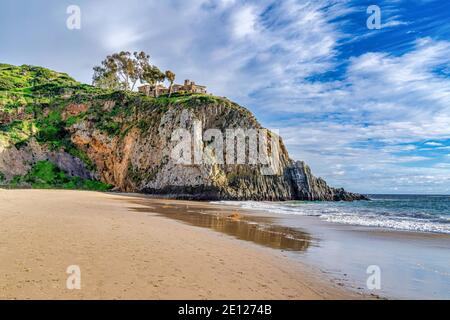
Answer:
(213, 194, 450, 299)
(215, 194, 450, 234)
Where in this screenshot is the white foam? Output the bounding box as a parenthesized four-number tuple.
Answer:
(212, 201, 450, 235)
(211, 201, 321, 216)
(323, 215, 450, 234)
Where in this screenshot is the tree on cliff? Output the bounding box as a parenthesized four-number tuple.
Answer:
(141, 65, 166, 97)
(93, 51, 164, 92)
(165, 70, 176, 97)
(92, 51, 138, 90)
(92, 65, 121, 90)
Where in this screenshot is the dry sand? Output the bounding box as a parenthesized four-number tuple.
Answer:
(0, 189, 358, 300)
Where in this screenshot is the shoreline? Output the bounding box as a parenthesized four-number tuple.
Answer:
(216, 201, 450, 239)
(209, 199, 450, 236)
(0, 189, 362, 300)
(214, 201, 450, 300)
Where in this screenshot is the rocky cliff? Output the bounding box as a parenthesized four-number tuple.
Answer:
(0, 63, 367, 201)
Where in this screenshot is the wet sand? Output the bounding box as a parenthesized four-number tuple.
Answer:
(0, 189, 358, 300)
(231, 206, 450, 299)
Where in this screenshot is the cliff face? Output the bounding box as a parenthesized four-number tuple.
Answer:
(0, 64, 366, 201)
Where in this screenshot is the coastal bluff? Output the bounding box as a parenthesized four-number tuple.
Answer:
(0, 63, 366, 201)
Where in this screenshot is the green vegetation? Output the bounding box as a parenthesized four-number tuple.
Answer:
(0, 120, 37, 146)
(35, 110, 65, 148)
(92, 51, 173, 93)
(0, 63, 78, 89)
(7, 161, 112, 191)
(152, 92, 219, 107)
(0, 64, 103, 113)
(0, 62, 257, 192)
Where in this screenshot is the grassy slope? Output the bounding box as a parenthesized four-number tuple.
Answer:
(0, 63, 108, 189)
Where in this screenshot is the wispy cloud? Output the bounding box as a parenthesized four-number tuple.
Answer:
(425, 142, 444, 147)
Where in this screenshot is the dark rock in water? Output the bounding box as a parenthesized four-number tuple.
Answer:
(287, 161, 368, 201)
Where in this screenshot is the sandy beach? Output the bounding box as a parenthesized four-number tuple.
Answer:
(0, 189, 357, 300)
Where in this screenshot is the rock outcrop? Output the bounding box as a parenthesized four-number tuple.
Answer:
(0, 63, 367, 201)
(287, 161, 367, 201)
(0, 139, 94, 181)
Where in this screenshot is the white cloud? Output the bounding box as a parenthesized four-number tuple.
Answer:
(381, 14, 410, 29)
(425, 142, 443, 147)
(231, 6, 258, 39)
(434, 163, 450, 169)
(382, 20, 409, 28)
(218, 0, 236, 7)
(102, 27, 144, 50)
(264, 37, 450, 193)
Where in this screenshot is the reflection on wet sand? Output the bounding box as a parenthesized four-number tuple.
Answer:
(130, 200, 313, 252)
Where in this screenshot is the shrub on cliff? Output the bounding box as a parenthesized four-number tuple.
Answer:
(11, 160, 111, 191)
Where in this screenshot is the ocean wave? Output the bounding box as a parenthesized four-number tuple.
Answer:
(211, 201, 321, 216)
(212, 200, 450, 235)
(323, 214, 450, 234)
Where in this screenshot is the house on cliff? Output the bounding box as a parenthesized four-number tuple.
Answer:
(138, 79, 207, 97)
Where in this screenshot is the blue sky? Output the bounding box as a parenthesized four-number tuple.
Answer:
(1, 0, 450, 194)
